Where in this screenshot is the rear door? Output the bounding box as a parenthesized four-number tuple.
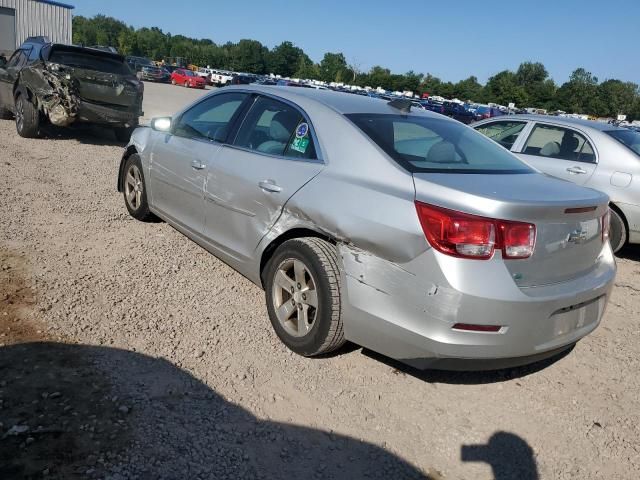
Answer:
(148, 92, 249, 234)
(203, 94, 324, 262)
(515, 122, 597, 185)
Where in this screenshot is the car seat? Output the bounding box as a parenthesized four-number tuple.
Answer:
(257, 111, 299, 155)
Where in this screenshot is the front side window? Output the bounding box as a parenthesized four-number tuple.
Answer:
(474, 121, 527, 150)
(7, 50, 27, 68)
(234, 96, 316, 159)
(523, 124, 596, 163)
(174, 92, 247, 142)
(347, 113, 532, 173)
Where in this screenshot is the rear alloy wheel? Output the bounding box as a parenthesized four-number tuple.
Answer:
(15, 93, 40, 138)
(123, 154, 154, 221)
(609, 207, 627, 254)
(264, 238, 345, 356)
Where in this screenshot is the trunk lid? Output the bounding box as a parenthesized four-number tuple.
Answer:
(413, 172, 609, 287)
(65, 67, 140, 107)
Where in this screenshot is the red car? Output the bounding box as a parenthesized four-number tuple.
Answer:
(170, 69, 206, 89)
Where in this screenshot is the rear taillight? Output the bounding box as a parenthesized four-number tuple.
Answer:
(602, 209, 610, 243)
(415, 202, 536, 260)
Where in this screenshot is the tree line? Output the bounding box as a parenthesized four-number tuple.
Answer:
(73, 15, 640, 120)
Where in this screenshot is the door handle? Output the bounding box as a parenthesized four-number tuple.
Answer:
(566, 166, 587, 175)
(259, 180, 282, 193)
(191, 159, 205, 170)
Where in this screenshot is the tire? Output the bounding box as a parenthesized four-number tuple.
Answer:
(609, 207, 627, 254)
(122, 154, 154, 222)
(15, 92, 40, 138)
(114, 126, 135, 143)
(184, 81, 189, 88)
(264, 237, 345, 356)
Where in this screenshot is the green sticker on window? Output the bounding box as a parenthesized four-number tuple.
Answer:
(290, 136, 309, 153)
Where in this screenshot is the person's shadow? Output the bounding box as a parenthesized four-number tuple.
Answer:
(0, 342, 430, 479)
(461, 432, 539, 480)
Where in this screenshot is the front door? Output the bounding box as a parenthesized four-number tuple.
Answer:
(148, 91, 248, 234)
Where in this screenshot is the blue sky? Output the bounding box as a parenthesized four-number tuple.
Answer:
(72, 0, 639, 85)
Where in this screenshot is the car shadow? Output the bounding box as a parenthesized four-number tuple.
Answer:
(0, 342, 431, 479)
(461, 432, 539, 480)
(361, 345, 573, 385)
(617, 244, 640, 262)
(39, 124, 127, 147)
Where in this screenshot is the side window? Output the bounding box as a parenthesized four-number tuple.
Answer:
(234, 96, 316, 159)
(474, 121, 526, 150)
(7, 50, 27, 68)
(523, 124, 595, 163)
(174, 93, 247, 142)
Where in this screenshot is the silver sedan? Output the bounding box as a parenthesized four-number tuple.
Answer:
(117, 86, 616, 370)
(473, 115, 640, 252)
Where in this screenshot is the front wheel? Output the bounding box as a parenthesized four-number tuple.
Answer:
(264, 238, 345, 356)
(184, 81, 189, 88)
(609, 208, 627, 253)
(171, 78, 176, 85)
(15, 93, 40, 138)
(122, 154, 154, 221)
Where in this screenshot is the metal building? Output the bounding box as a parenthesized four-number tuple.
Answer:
(0, 0, 74, 56)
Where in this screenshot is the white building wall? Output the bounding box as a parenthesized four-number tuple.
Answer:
(0, 0, 72, 49)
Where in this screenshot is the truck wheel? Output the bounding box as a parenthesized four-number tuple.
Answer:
(15, 93, 40, 138)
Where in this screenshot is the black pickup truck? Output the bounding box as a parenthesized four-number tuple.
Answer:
(0, 36, 143, 141)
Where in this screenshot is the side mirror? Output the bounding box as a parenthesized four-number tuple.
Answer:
(151, 117, 172, 132)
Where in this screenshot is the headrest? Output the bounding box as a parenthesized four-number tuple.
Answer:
(427, 141, 456, 163)
(540, 141, 560, 156)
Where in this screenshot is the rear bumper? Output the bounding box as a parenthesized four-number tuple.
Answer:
(339, 243, 616, 370)
(76, 99, 142, 127)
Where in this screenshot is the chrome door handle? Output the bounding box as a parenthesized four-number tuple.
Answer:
(566, 166, 587, 174)
(191, 159, 205, 170)
(259, 180, 282, 193)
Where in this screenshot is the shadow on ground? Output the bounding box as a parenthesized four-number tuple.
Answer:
(0, 342, 432, 480)
(362, 345, 573, 385)
(462, 432, 539, 480)
(617, 244, 640, 262)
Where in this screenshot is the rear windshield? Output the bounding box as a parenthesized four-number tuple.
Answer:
(49, 49, 130, 75)
(606, 129, 640, 156)
(347, 113, 533, 174)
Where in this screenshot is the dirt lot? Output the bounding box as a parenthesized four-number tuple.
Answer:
(1, 82, 639, 479)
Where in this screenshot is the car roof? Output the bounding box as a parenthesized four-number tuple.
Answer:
(221, 85, 446, 118)
(502, 114, 625, 132)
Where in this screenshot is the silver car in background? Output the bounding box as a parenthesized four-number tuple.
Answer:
(473, 115, 640, 252)
(117, 86, 616, 370)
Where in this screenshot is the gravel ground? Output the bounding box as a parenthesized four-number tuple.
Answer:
(1, 82, 639, 479)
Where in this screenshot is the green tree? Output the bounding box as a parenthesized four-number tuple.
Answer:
(453, 76, 484, 101)
(597, 80, 638, 117)
(484, 70, 528, 106)
(556, 68, 600, 114)
(267, 41, 305, 77)
(230, 39, 268, 73)
(319, 52, 348, 83)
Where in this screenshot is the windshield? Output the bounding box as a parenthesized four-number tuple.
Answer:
(606, 129, 640, 156)
(49, 49, 130, 75)
(347, 113, 534, 174)
(182, 70, 195, 77)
